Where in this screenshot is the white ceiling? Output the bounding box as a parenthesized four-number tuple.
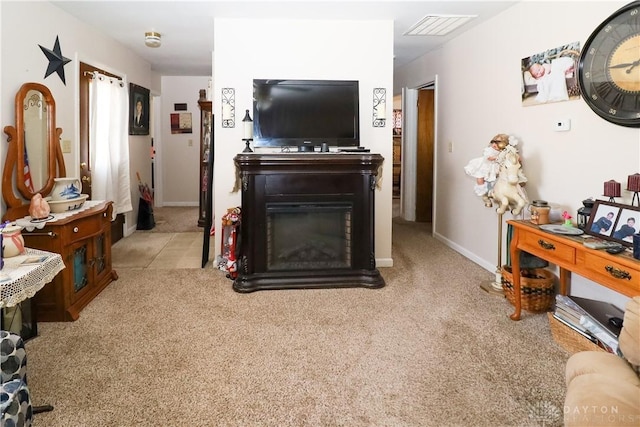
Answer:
(52, 1, 519, 76)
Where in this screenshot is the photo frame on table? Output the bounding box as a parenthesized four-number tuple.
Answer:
(585, 200, 640, 247)
(129, 83, 150, 135)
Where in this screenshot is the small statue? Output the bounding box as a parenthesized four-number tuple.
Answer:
(29, 193, 51, 219)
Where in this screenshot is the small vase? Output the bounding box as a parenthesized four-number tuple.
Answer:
(51, 177, 81, 201)
(1, 225, 25, 258)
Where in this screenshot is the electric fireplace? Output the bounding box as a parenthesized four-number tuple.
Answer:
(233, 153, 385, 292)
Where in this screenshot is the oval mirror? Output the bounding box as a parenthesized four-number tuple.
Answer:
(2, 82, 66, 219)
(23, 88, 50, 192)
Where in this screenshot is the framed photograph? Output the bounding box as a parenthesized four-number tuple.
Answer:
(521, 41, 581, 107)
(586, 201, 640, 247)
(129, 83, 150, 135)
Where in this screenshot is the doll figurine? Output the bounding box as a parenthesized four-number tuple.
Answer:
(464, 134, 510, 197)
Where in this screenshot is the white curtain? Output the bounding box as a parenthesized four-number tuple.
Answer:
(89, 73, 132, 219)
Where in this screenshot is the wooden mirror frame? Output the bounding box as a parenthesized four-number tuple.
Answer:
(2, 82, 66, 220)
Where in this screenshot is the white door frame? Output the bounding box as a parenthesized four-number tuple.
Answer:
(401, 75, 438, 228)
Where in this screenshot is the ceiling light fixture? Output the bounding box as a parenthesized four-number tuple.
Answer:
(404, 14, 476, 36)
(145, 31, 161, 48)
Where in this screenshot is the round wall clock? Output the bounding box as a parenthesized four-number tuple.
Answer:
(578, 1, 640, 127)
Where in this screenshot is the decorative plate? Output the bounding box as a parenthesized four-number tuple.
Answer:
(30, 215, 54, 223)
(539, 224, 584, 235)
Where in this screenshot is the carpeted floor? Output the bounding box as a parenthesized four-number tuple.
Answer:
(26, 218, 570, 427)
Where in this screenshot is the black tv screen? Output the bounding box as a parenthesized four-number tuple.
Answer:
(253, 79, 359, 148)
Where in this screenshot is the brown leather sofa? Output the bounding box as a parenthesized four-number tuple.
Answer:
(564, 296, 640, 426)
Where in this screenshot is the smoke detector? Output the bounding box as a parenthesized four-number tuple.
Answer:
(145, 32, 161, 48)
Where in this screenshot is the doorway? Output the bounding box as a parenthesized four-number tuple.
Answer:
(401, 80, 436, 225)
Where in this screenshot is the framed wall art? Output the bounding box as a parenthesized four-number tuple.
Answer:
(129, 83, 150, 135)
(585, 200, 640, 247)
(521, 41, 581, 107)
(170, 112, 192, 134)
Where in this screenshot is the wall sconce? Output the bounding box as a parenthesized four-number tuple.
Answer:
(627, 173, 640, 206)
(242, 109, 253, 153)
(373, 88, 386, 127)
(603, 179, 621, 202)
(221, 88, 235, 128)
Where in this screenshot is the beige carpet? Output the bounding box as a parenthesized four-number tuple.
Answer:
(26, 218, 569, 427)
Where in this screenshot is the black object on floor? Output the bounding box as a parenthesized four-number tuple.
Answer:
(137, 198, 155, 230)
(33, 404, 54, 414)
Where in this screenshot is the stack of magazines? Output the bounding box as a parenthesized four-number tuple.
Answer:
(554, 294, 624, 355)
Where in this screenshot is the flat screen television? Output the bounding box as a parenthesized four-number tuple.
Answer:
(253, 79, 359, 149)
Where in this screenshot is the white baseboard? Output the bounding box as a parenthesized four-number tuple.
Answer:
(432, 231, 495, 273)
(376, 258, 393, 268)
(159, 202, 198, 207)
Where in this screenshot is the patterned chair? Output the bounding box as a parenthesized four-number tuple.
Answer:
(1, 331, 32, 427)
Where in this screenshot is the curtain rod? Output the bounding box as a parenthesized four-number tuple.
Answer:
(83, 71, 124, 86)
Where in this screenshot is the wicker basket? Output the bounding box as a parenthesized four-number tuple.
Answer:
(547, 312, 606, 354)
(501, 265, 555, 312)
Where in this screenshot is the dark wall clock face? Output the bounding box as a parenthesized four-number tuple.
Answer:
(578, 1, 640, 127)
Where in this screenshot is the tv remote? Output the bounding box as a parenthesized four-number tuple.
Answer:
(583, 240, 623, 250)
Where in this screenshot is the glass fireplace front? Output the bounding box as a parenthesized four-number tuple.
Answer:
(266, 203, 352, 271)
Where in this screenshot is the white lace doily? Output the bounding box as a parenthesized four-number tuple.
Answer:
(0, 248, 65, 308)
(13, 200, 105, 231)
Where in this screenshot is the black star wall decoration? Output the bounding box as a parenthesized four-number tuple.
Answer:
(39, 35, 72, 85)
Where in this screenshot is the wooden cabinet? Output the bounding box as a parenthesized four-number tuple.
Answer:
(393, 136, 401, 198)
(198, 99, 212, 227)
(22, 201, 118, 321)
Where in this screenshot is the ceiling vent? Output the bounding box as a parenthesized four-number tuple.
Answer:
(404, 14, 476, 36)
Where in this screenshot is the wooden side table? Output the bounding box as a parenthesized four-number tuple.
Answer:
(0, 248, 65, 339)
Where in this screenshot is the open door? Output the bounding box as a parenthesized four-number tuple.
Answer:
(416, 88, 434, 223)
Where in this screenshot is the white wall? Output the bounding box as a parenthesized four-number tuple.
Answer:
(395, 1, 640, 308)
(158, 76, 211, 206)
(213, 18, 394, 264)
(0, 1, 153, 233)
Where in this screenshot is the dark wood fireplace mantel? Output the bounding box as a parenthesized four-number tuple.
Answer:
(233, 153, 385, 292)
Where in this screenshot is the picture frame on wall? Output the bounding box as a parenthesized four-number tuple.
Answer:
(129, 83, 150, 135)
(586, 201, 640, 247)
(520, 41, 581, 107)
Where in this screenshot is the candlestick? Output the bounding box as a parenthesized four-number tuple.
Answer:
(604, 179, 621, 202)
(628, 173, 640, 206)
(242, 109, 253, 140)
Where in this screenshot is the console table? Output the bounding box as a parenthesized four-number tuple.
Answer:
(507, 219, 639, 320)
